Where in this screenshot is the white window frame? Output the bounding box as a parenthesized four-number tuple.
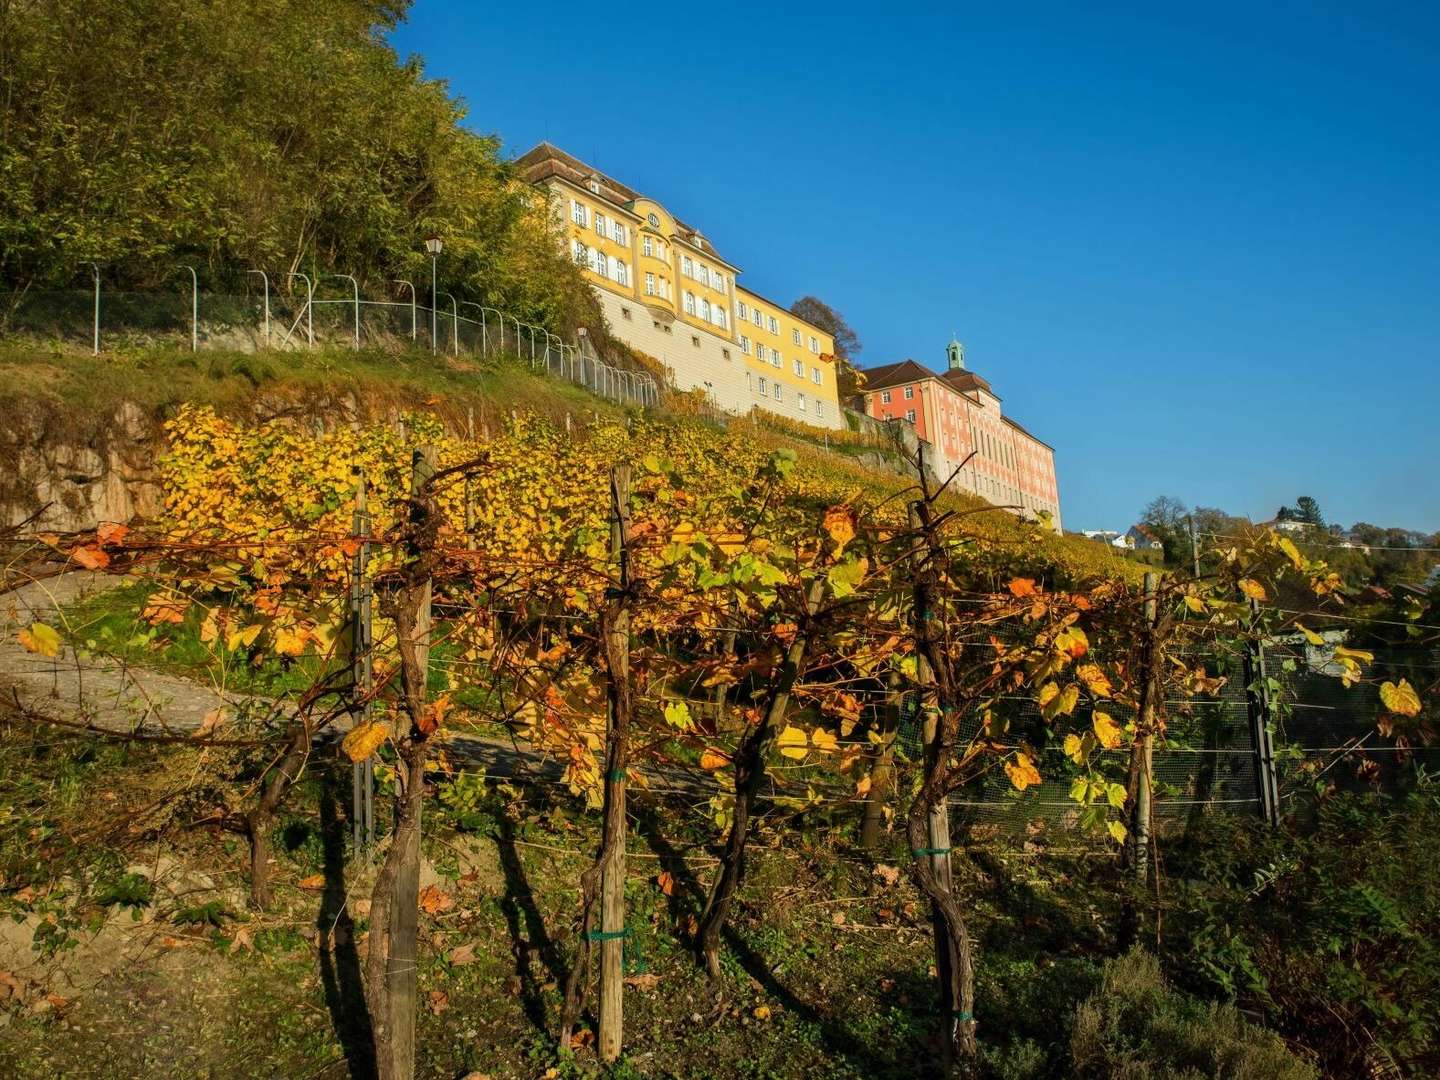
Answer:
(811, 367, 821, 385)
(756, 343, 767, 362)
(792, 328, 801, 345)
(793, 358, 803, 377)
(904, 386, 914, 399)
(683, 291, 696, 315)
(906, 409, 916, 422)
(681, 255, 694, 277)
(700, 298, 711, 321)
(595, 212, 605, 236)
(740, 335, 750, 354)
(738, 301, 749, 319)
(642, 235, 652, 258)
(758, 376, 768, 395)
(880, 390, 891, 404)
(773, 383, 782, 401)
(809, 336, 819, 352)
(768, 315, 779, 333)
(752, 309, 763, 327)
(797, 393, 807, 412)
(644, 271, 655, 296)
(572, 200, 588, 226)
(771, 351, 781, 369)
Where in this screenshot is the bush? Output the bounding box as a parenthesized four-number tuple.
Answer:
(1069, 949, 1316, 1080)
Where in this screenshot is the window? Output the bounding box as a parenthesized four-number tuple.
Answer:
(768, 316, 779, 333)
(753, 308, 763, 327)
(773, 383, 782, 401)
(906, 409, 916, 422)
(722, 348, 731, 359)
(737, 301, 749, 320)
(644, 272, 655, 296)
(595, 212, 606, 236)
(700, 298, 711, 321)
(691, 335, 700, 347)
(681, 255, 694, 276)
(792, 328, 802, 345)
(683, 291, 696, 315)
(809, 336, 819, 353)
(620, 306, 631, 320)
(659, 278, 671, 300)
(740, 335, 751, 354)
(656, 241, 665, 261)
(572, 238, 585, 263)
(586, 246, 600, 273)
(815, 401, 824, 419)
(797, 393, 807, 412)
(698, 265, 709, 287)
(610, 220, 626, 244)
(903, 386, 914, 399)
(716, 308, 728, 330)
(811, 367, 821, 385)
(758, 376, 767, 395)
(615, 260, 629, 287)
(771, 351, 781, 368)
(642, 236, 653, 258)
(714, 273, 725, 293)
(880, 390, 892, 404)
(647, 212, 659, 226)
(793, 358, 803, 376)
(756, 343, 767, 361)
(572, 201, 588, 226)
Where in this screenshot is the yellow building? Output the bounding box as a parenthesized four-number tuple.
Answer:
(516, 142, 843, 429)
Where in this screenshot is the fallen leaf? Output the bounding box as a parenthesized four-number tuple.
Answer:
(624, 973, 661, 991)
(229, 925, 254, 952)
(426, 989, 449, 1015)
(753, 1004, 772, 1020)
(72, 545, 110, 570)
(418, 884, 455, 916)
(1008, 577, 1038, 598)
(193, 708, 226, 739)
(18, 622, 62, 657)
(97, 522, 130, 547)
(297, 873, 325, 890)
(872, 864, 901, 887)
(448, 942, 478, 967)
(656, 871, 675, 897)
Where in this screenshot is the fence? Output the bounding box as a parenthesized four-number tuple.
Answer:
(1, 276, 659, 409)
(884, 628, 1440, 834)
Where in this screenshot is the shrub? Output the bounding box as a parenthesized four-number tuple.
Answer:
(1069, 949, 1316, 1080)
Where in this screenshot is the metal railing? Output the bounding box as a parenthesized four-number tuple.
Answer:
(2, 271, 659, 410)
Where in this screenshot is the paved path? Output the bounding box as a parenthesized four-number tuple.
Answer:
(0, 572, 242, 733)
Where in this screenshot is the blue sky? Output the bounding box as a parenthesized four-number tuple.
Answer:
(390, 2, 1440, 533)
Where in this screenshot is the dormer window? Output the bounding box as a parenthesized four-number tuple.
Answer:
(647, 212, 659, 227)
(586, 178, 601, 194)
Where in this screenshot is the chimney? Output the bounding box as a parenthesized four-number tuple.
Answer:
(946, 336, 965, 371)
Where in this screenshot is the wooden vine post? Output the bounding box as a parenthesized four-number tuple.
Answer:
(598, 464, 633, 1062)
(859, 667, 902, 849)
(1128, 572, 1160, 882)
(559, 464, 634, 1059)
(366, 445, 436, 1080)
(351, 465, 375, 850)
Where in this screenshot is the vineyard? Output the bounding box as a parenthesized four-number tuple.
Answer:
(1, 366, 1434, 1080)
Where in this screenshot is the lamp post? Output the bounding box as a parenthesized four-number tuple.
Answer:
(424, 236, 443, 354)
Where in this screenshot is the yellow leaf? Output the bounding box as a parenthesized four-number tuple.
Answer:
(1238, 578, 1267, 602)
(1092, 712, 1123, 749)
(342, 722, 388, 763)
(809, 727, 838, 753)
(753, 1005, 772, 1021)
(1076, 663, 1112, 698)
(855, 775, 872, 796)
(1294, 622, 1324, 646)
(1107, 819, 1128, 844)
(1380, 679, 1421, 718)
(227, 624, 263, 651)
(273, 625, 308, 657)
(663, 701, 694, 731)
(1055, 626, 1089, 660)
(1042, 684, 1079, 721)
(1062, 732, 1087, 765)
(1276, 536, 1306, 570)
(1334, 646, 1373, 664)
(1004, 752, 1042, 791)
(776, 725, 809, 760)
(1183, 595, 1206, 614)
(18, 622, 62, 657)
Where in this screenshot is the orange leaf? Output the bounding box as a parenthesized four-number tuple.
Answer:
(1008, 577, 1037, 598)
(417, 695, 451, 736)
(418, 884, 455, 915)
(699, 748, 731, 771)
(72, 546, 110, 570)
(297, 873, 325, 890)
(656, 871, 675, 896)
(96, 522, 130, 547)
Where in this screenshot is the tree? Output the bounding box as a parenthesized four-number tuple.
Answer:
(789, 296, 863, 400)
(1295, 496, 1325, 527)
(1140, 496, 1189, 567)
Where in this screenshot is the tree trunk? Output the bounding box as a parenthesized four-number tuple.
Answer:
(860, 669, 902, 849)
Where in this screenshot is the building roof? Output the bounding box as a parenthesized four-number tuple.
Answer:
(859, 360, 997, 400)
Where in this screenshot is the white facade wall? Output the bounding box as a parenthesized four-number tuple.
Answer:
(592, 289, 749, 415)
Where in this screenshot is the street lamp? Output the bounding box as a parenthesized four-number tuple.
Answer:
(424, 236, 443, 354)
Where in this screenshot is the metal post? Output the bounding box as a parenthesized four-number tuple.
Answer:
(1243, 595, 1281, 827)
(393, 280, 416, 342)
(247, 270, 271, 346)
(328, 274, 360, 350)
(177, 264, 198, 351)
(87, 262, 100, 355)
(1188, 515, 1201, 578)
(430, 254, 438, 354)
(350, 467, 374, 849)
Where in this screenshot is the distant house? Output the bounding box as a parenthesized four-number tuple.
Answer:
(1264, 519, 1315, 535)
(1080, 530, 1129, 549)
(1126, 524, 1164, 551)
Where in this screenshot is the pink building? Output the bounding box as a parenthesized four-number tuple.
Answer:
(859, 341, 1061, 529)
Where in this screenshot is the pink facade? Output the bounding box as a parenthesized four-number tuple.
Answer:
(861, 358, 1061, 529)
